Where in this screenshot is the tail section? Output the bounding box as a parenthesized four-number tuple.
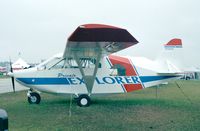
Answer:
(156, 38, 184, 73)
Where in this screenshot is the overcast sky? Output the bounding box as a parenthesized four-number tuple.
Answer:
(0, 0, 199, 67)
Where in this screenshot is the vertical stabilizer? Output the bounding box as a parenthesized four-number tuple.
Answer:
(156, 38, 185, 73)
(166, 60, 181, 73)
(164, 38, 182, 50)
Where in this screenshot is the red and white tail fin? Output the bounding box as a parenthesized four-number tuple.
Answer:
(164, 38, 182, 50)
(156, 38, 184, 73)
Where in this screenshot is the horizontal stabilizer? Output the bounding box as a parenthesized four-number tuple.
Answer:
(156, 60, 183, 75)
(156, 73, 183, 80)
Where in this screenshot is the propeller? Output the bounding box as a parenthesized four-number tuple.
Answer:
(9, 58, 15, 93)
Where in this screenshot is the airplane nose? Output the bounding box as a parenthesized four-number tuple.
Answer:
(7, 72, 14, 77)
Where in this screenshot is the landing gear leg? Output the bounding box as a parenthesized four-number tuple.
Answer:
(76, 94, 91, 107)
(27, 90, 41, 104)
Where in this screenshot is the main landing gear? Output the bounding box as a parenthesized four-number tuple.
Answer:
(26, 90, 91, 107)
(27, 90, 41, 104)
(76, 94, 91, 107)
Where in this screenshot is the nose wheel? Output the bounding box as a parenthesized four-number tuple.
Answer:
(27, 92, 41, 104)
(76, 94, 91, 107)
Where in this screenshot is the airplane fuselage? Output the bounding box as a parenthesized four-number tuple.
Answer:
(13, 55, 180, 95)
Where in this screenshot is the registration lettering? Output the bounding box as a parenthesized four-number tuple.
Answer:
(58, 73, 140, 85)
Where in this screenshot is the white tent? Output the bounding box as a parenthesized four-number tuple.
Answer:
(12, 58, 30, 70)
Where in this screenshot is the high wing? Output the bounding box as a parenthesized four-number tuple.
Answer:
(63, 24, 138, 59)
(62, 24, 138, 94)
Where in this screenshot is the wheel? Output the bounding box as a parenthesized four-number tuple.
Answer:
(76, 94, 91, 107)
(28, 92, 41, 104)
(186, 76, 190, 80)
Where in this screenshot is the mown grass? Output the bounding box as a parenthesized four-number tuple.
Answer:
(0, 80, 200, 131)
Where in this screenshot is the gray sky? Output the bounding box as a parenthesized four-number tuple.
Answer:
(0, 0, 199, 67)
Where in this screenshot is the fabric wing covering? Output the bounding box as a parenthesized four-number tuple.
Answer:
(63, 24, 139, 58)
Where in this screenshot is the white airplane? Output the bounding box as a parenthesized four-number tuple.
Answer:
(8, 24, 183, 107)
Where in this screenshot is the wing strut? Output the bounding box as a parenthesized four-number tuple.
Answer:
(73, 43, 102, 94)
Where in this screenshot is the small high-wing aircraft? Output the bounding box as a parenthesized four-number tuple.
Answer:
(9, 24, 183, 107)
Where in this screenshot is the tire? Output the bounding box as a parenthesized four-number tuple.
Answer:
(77, 94, 91, 107)
(186, 76, 190, 80)
(28, 92, 41, 104)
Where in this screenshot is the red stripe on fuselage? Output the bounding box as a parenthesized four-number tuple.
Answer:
(108, 55, 143, 92)
(124, 84, 143, 92)
(108, 55, 136, 76)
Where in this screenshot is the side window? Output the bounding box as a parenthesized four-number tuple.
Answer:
(65, 58, 101, 68)
(49, 59, 65, 69)
(47, 57, 102, 69)
(66, 58, 78, 68)
(110, 64, 126, 76)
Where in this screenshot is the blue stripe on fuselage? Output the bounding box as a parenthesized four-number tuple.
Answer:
(16, 78, 70, 85)
(139, 76, 177, 83)
(16, 76, 178, 85)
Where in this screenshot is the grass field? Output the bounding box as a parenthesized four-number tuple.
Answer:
(0, 80, 200, 131)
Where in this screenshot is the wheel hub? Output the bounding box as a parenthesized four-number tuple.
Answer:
(30, 96, 37, 103)
(80, 98, 88, 106)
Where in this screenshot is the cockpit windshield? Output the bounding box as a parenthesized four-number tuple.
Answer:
(37, 53, 63, 70)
